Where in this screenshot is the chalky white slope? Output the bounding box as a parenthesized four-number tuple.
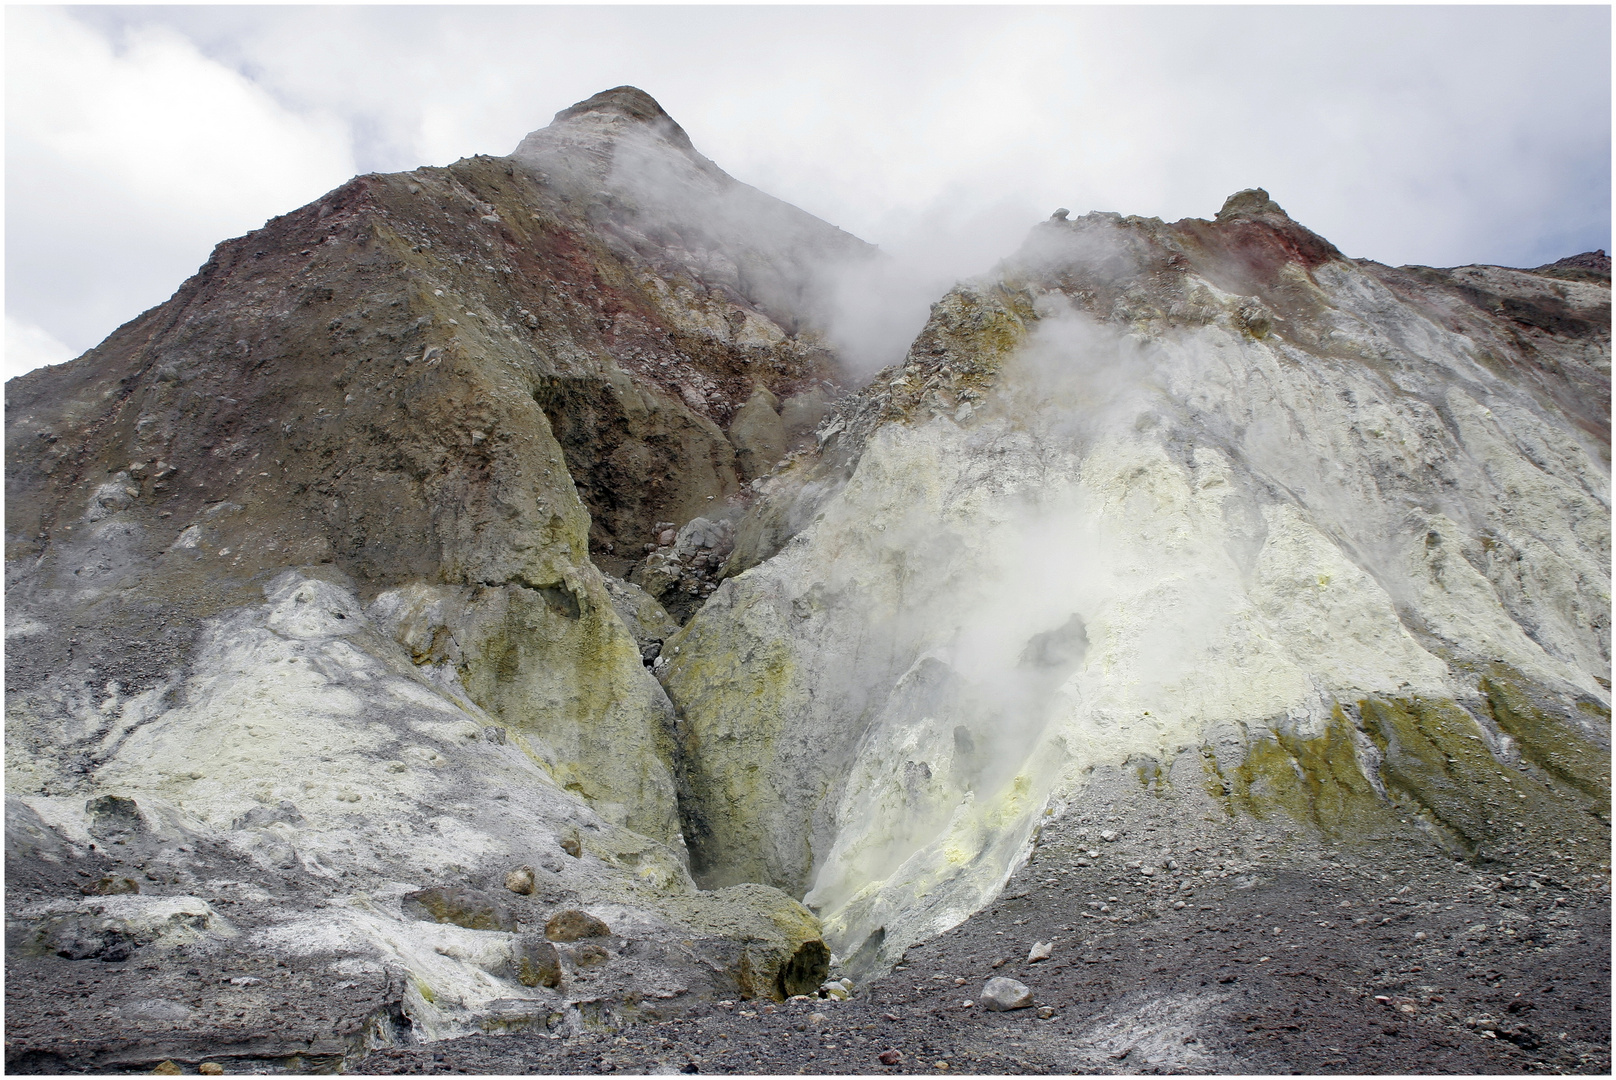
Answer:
(662, 198, 1611, 974)
(9, 568, 823, 1043)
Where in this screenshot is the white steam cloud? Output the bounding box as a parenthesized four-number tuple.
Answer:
(817, 198, 1042, 380)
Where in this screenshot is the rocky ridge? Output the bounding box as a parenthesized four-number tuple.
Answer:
(5, 87, 1610, 1074)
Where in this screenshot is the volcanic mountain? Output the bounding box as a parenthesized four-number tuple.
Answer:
(6, 87, 1609, 1074)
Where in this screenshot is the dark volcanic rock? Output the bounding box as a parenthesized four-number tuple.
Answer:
(511, 936, 563, 988)
(403, 886, 519, 932)
(544, 908, 610, 942)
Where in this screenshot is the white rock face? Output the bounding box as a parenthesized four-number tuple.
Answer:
(663, 203, 1610, 976)
(6, 569, 824, 1042)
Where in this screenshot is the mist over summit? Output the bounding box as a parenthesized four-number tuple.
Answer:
(6, 88, 1609, 1074)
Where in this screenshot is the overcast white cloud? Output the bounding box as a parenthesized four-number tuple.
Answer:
(5, 6, 355, 371)
(4, 314, 75, 381)
(6, 5, 1610, 378)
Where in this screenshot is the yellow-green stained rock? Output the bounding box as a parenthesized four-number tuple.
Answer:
(544, 909, 610, 942)
(1199, 686, 1609, 872)
(401, 887, 518, 932)
(371, 573, 684, 845)
(458, 579, 682, 843)
(1205, 708, 1388, 840)
(661, 611, 803, 889)
(653, 882, 830, 1001)
(729, 385, 787, 480)
(1480, 663, 1611, 800)
(512, 937, 563, 988)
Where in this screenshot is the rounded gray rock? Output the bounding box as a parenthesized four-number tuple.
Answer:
(981, 976, 1034, 1011)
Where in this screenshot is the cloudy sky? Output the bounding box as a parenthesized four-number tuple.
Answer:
(6, 4, 1610, 379)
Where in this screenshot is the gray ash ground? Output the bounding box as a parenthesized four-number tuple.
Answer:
(359, 821, 1610, 1076)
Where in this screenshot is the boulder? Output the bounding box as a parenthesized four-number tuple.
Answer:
(674, 516, 735, 558)
(39, 916, 138, 962)
(81, 876, 140, 897)
(231, 800, 305, 831)
(544, 909, 610, 941)
(569, 942, 611, 967)
(981, 977, 1033, 1012)
(85, 795, 145, 841)
(511, 936, 563, 988)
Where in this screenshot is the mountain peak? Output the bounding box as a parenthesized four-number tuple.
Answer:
(1214, 187, 1290, 222)
(543, 85, 697, 155)
(553, 85, 673, 126)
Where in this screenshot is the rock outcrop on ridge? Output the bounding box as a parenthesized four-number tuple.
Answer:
(6, 85, 1610, 1074)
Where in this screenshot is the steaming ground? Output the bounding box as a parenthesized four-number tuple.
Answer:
(660, 217, 1610, 980)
